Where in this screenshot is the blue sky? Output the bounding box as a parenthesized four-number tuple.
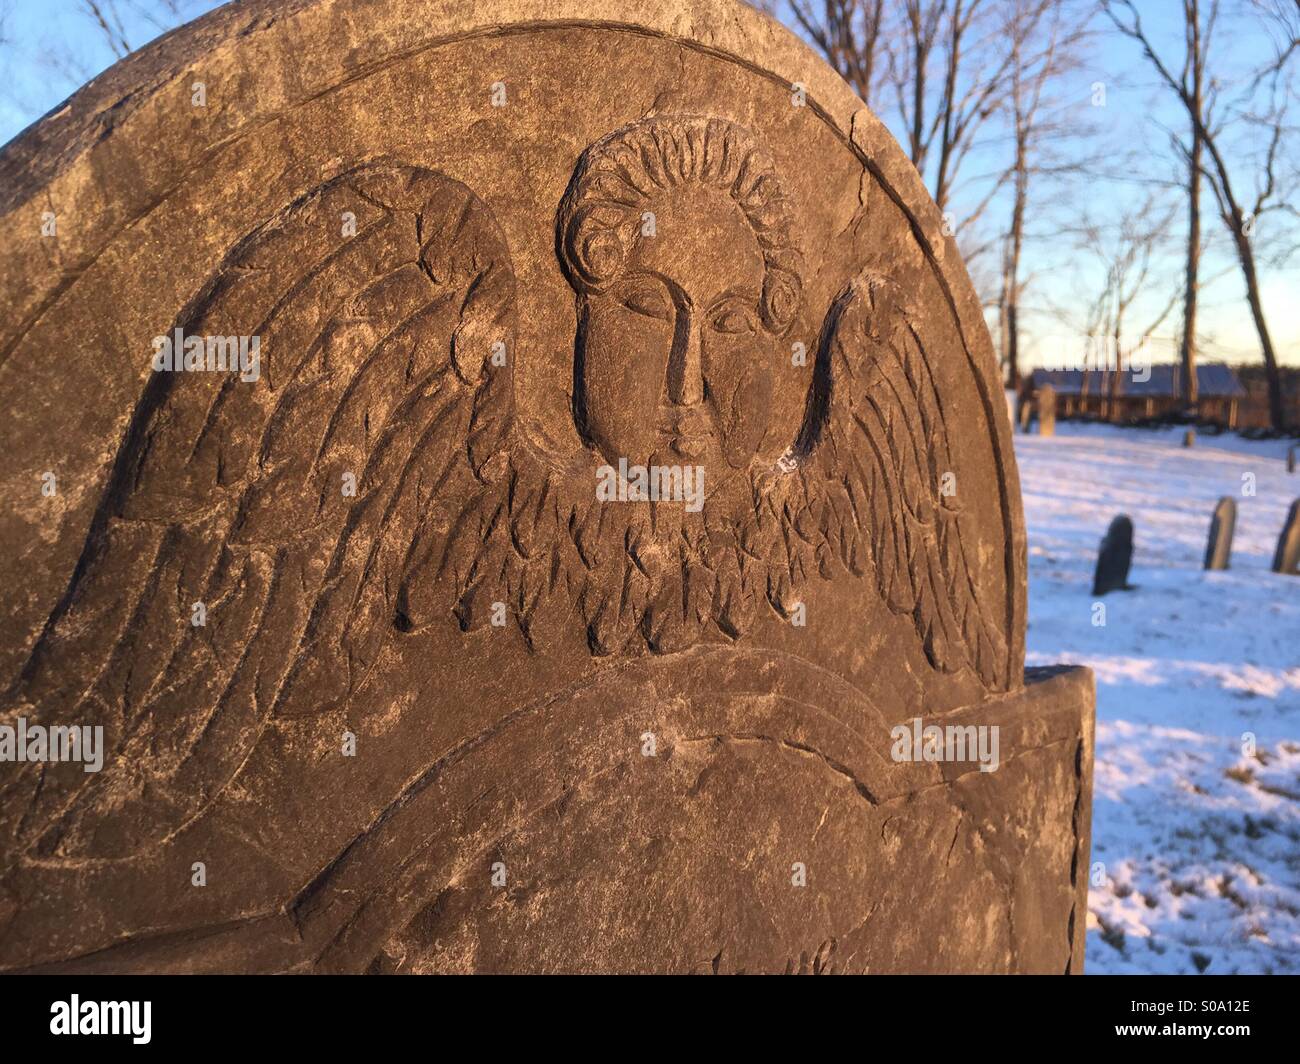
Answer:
(1, 0, 1295, 370)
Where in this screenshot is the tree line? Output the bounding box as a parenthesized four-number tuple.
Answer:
(773, 0, 1300, 430)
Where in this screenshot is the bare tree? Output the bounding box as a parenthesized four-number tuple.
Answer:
(788, 0, 1039, 218)
(1171, 0, 1219, 411)
(8, 1, 214, 121)
(1077, 199, 1180, 414)
(888, 0, 1027, 213)
(786, 0, 891, 104)
(80, 1, 133, 59)
(995, 0, 1091, 388)
(788, 0, 1095, 351)
(77, 1, 197, 58)
(1104, 0, 1297, 430)
(1248, 0, 1300, 84)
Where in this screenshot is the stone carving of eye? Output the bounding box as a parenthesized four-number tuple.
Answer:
(619, 283, 673, 321)
(709, 299, 759, 335)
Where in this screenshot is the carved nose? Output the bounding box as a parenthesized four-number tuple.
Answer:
(666, 312, 704, 407)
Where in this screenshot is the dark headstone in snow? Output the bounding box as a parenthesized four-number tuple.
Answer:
(1203, 496, 1236, 571)
(1288, 445, 1296, 474)
(1272, 500, 1300, 575)
(1183, 430, 1195, 448)
(1092, 515, 1134, 596)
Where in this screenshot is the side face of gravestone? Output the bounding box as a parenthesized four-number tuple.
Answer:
(0, 0, 1093, 974)
(1274, 500, 1300, 575)
(1204, 496, 1236, 571)
(1018, 394, 1034, 433)
(1037, 384, 1057, 437)
(1093, 515, 1134, 596)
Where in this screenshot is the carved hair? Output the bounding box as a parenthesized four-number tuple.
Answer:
(556, 115, 802, 333)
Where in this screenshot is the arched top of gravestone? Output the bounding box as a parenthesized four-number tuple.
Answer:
(0, 0, 1025, 697)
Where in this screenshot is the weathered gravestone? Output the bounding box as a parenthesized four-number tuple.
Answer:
(1037, 384, 1057, 437)
(1092, 516, 1135, 596)
(1273, 500, 1300, 575)
(1204, 496, 1237, 571)
(1019, 396, 1034, 433)
(0, 0, 1094, 974)
(1288, 445, 1297, 474)
(1183, 429, 1196, 448)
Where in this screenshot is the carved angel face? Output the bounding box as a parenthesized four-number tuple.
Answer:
(576, 186, 778, 478)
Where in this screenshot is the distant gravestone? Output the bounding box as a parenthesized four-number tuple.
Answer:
(1038, 384, 1056, 437)
(1092, 515, 1135, 595)
(1183, 429, 1195, 448)
(1288, 445, 1297, 474)
(1203, 496, 1236, 571)
(1018, 397, 1033, 433)
(1272, 500, 1300, 575)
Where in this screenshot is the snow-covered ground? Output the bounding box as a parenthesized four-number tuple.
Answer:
(1014, 420, 1300, 975)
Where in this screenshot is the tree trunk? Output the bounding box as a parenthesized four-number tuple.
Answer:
(1002, 137, 1028, 389)
(1180, 0, 1202, 411)
(933, 0, 964, 212)
(1109, 304, 1123, 419)
(1200, 114, 1286, 430)
(1196, 118, 1285, 430)
(1234, 223, 1286, 429)
(1180, 135, 1201, 410)
(911, 29, 927, 168)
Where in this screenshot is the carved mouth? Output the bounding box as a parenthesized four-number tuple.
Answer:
(660, 407, 711, 459)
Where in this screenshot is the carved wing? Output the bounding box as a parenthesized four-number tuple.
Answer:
(2, 164, 516, 860)
(804, 273, 1009, 689)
